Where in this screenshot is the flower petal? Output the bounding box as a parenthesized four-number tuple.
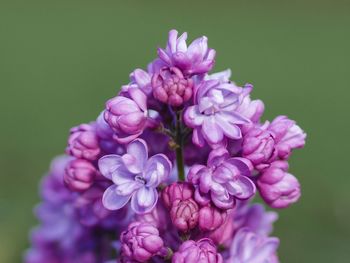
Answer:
(125, 139, 148, 173)
(98, 155, 123, 180)
(131, 187, 158, 214)
(202, 117, 224, 144)
(144, 154, 172, 187)
(226, 176, 256, 200)
(102, 185, 131, 210)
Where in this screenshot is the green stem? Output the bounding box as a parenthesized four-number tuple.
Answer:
(175, 111, 185, 181)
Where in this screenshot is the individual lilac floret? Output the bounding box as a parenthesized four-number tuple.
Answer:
(198, 205, 227, 232)
(152, 67, 193, 107)
(66, 123, 101, 161)
(104, 88, 152, 144)
(98, 139, 172, 214)
(233, 203, 278, 237)
(170, 198, 199, 232)
(157, 29, 216, 76)
(184, 80, 251, 148)
(242, 125, 276, 170)
(257, 161, 301, 209)
(64, 158, 97, 192)
(268, 115, 306, 159)
(120, 221, 166, 262)
(188, 148, 255, 209)
(227, 228, 280, 263)
(172, 238, 223, 263)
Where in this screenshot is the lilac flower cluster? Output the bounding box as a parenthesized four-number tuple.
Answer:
(25, 29, 306, 263)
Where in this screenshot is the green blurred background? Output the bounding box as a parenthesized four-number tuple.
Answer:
(1, 0, 349, 262)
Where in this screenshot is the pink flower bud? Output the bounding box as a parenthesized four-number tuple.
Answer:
(66, 123, 101, 161)
(242, 126, 276, 169)
(152, 67, 193, 107)
(120, 221, 166, 262)
(198, 205, 227, 232)
(170, 199, 199, 232)
(64, 159, 97, 192)
(258, 161, 301, 208)
(172, 238, 223, 263)
(268, 115, 306, 159)
(104, 88, 149, 144)
(162, 182, 194, 209)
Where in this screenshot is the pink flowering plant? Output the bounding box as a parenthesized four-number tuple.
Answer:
(25, 30, 306, 263)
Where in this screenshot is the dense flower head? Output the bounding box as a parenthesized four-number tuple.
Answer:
(26, 29, 306, 263)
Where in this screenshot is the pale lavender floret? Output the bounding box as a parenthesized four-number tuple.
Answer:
(257, 160, 301, 208)
(64, 158, 97, 192)
(227, 228, 280, 263)
(188, 147, 255, 209)
(184, 80, 251, 148)
(120, 221, 166, 262)
(233, 203, 278, 237)
(99, 138, 172, 214)
(172, 238, 223, 263)
(268, 115, 306, 159)
(66, 123, 101, 161)
(157, 29, 216, 76)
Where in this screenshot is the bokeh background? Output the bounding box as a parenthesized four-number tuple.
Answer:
(1, 0, 349, 262)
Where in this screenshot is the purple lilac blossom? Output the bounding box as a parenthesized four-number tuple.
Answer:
(188, 147, 255, 209)
(99, 138, 172, 213)
(184, 80, 251, 148)
(226, 228, 280, 263)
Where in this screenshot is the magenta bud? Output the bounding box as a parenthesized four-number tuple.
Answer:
(258, 162, 301, 208)
(152, 67, 193, 107)
(64, 159, 96, 192)
(120, 221, 165, 262)
(172, 238, 223, 263)
(66, 123, 101, 161)
(199, 205, 227, 232)
(242, 126, 276, 167)
(170, 199, 199, 232)
(162, 182, 194, 209)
